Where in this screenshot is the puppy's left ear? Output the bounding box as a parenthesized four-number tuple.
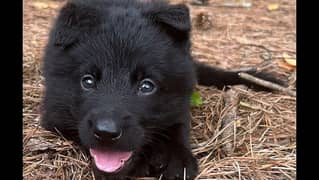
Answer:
(144, 4, 191, 41)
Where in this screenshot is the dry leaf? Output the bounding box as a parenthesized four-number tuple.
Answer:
(47, 2, 60, 9)
(32, 2, 49, 9)
(236, 119, 241, 127)
(283, 53, 296, 66)
(25, 138, 57, 152)
(284, 58, 296, 66)
(267, 4, 279, 11)
(277, 60, 295, 71)
(223, 0, 252, 8)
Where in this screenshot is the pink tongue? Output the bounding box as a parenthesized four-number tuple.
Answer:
(90, 149, 132, 173)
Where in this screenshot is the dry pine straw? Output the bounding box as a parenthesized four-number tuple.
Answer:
(23, 0, 296, 179)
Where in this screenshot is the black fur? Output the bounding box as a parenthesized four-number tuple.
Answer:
(41, 0, 285, 179)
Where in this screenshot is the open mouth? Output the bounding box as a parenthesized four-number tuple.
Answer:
(90, 148, 133, 173)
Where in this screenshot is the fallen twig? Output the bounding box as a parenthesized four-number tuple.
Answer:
(238, 72, 296, 97)
(220, 87, 240, 155)
(230, 67, 257, 73)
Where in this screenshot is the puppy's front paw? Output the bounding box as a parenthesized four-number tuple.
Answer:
(161, 150, 198, 180)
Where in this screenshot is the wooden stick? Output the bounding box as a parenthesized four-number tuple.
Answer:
(230, 67, 257, 73)
(221, 88, 240, 155)
(238, 72, 296, 97)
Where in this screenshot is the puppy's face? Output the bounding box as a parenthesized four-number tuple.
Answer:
(44, 0, 195, 174)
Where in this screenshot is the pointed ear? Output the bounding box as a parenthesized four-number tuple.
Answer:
(52, 2, 101, 49)
(144, 4, 191, 41)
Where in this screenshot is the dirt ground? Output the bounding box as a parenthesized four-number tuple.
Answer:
(23, 0, 296, 179)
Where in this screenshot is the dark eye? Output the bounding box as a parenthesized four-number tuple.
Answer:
(138, 79, 156, 95)
(81, 74, 96, 90)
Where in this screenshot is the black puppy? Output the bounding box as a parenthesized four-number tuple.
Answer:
(41, 0, 284, 179)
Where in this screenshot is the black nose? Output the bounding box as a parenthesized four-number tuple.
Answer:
(93, 120, 122, 141)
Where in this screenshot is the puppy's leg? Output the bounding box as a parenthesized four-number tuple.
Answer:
(160, 115, 198, 180)
(194, 61, 287, 91)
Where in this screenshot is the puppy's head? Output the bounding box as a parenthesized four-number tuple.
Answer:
(43, 0, 195, 174)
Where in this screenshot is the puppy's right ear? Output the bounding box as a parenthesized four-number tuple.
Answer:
(52, 2, 100, 49)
